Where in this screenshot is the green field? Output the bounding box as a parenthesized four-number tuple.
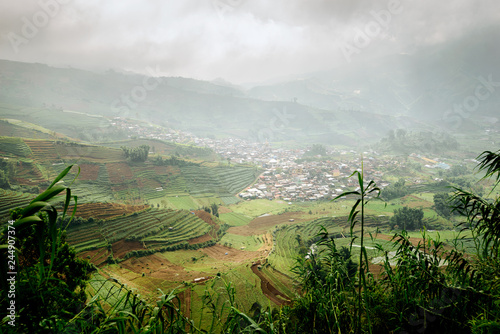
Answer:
(219, 212, 252, 226)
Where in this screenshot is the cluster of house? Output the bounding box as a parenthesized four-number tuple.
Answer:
(112, 117, 402, 202)
(238, 155, 391, 201)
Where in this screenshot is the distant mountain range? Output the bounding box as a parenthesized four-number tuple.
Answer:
(1, 27, 498, 146)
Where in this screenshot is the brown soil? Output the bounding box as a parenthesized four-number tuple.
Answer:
(218, 206, 233, 214)
(258, 233, 273, 252)
(79, 247, 109, 267)
(200, 244, 265, 263)
(228, 212, 307, 236)
(77, 163, 101, 181)
(119, 253, 209, 281)
(187, 233, 213, 245)
(106, 162, 135, 183)
(112, 239, 145, 259)
(251, 262, 291, 306)
(187, 210, 220, 245)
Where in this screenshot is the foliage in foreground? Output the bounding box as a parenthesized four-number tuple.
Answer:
(2, 150, 500, 333)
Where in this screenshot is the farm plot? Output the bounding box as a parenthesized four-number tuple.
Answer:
(91, 209, 212, 249)
(165, 196, 197, 210)
(66, 222, 107, 253)
(106, 162, 135, 183)
(0, 120, 52, 139)
(67, 209, 213, 255)
(181, 166, 259, 198)
(75, 163, 101, 181)
(220, 233, 265, 251)
(214, 166, 260, 194)
(220, 196, 240, 205)
(70, 182, 114, 203)
(0, 137, 32, 157)
(13, 161, 45, 185)
(267, 217, 343, 276)
(67, 202, 149, 220)
(23, 139, 59, 161)
(0, 189, 34, 219)
(163, 175, 188, 196)
(142, 212, 211, 246)
(87, 272, 133, 309)
(228, 211, 306, 236)
(55, 142, 123, 162)
(219, 212, 251, 227)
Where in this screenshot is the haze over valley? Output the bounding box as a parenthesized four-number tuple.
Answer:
(1, 1, 500, 333)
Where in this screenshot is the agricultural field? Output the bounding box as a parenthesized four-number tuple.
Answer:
(0, 119, 54, 139)
(219, 212, 252, 227)
(67, 202, 149, 220)
(0, 136, 32, 157)
(0, 189, 35, 219)
(66, 209, 214, 257)
(181, 165, 259, 198)
(23, 139, 59, 161)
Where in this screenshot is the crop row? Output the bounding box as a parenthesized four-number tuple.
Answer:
(0, 189, 35, 218)
(180, 166, 258, 197)
(0, 137, 32, 157)
(220, 196, 240, 206)
(24, 140, 59, 160)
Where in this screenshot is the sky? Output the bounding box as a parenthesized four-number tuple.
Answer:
(1, 0, 499, 84)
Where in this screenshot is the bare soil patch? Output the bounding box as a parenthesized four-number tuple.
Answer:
(119, 253, 208, 281)
(79, 247, 108, 267)
(200, 244, 265, 263)
(112, 239, 145, 259)
(251, 262, 291, 306)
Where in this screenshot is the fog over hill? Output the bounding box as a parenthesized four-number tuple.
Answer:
(1, 1, 499, 144)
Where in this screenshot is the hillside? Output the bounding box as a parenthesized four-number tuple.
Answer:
(0, 59, 428, 145)
(0, 134, 259, 213)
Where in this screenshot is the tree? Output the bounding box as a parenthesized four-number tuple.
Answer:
(0, 169, 10, 189)
(390, 206, 424, 230)
(434, 193, 452, 218)
(211, 203, 219, 217)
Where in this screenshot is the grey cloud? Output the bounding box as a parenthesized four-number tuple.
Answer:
(0, 0, 499, 83)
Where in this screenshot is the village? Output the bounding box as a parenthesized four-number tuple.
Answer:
(111, 117, 408, 202)
(109, 116, 464, 202)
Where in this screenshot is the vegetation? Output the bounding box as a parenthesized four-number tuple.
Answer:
(390, 206, 424, 230)
(2, 144, 500, 333)
(121, 145, 150, 162)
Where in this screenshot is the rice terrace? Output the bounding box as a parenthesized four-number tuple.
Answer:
(1, 11, 500, 332)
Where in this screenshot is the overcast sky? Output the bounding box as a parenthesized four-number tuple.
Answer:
(1, 0, 499, 84)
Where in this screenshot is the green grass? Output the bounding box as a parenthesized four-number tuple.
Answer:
(220, 233, 264, 251)
(219, 212, 252, 226)
(166, 196, 198, 210)
(230, 199, 290, 218)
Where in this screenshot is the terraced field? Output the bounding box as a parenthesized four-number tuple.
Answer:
(24, 139, 59, 160)
(0, 119, 53, 139)
(0, 189, 35, 219)
(181, 166, 259, 197)
(67, 202, 149, 220)
(267, 217, 343, 275)
(66, 209, 213, 256)
(0, 137, 32, 157)
(14, 161, 46, 185)
(219, 212, 252, 226)
(55, 142, 123, 162)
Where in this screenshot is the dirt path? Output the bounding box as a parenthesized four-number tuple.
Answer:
(251, 263, 291, 306)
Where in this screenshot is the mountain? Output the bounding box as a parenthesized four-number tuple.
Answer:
(3, 27, 498, 148)
(248, 25, 500, 131)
